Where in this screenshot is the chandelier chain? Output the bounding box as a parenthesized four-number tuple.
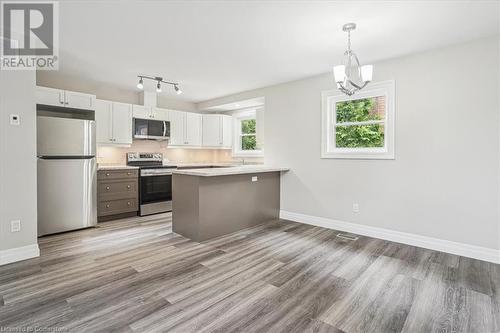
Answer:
(347, 30, 351, 53)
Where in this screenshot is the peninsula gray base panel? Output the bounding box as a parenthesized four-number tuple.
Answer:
(172, 172, 280, 242)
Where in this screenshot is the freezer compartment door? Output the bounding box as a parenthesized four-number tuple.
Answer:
(37, 116, 95, 156)
(37, 158, 97, 236)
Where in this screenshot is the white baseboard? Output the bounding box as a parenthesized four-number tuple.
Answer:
(280, 210, 500, 264)
(0, 244, 40, 266)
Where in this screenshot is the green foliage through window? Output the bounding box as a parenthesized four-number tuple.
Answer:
(335, 97, 385, 148)
(242, 136, 257, 150)
(336, 125, 384, 148)
(241, 119, 256, 134)
(241, 118, 257, 150)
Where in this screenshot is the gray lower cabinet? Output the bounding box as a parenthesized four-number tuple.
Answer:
(97, 169, 138, 220)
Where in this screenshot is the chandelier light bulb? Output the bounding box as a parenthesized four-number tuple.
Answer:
(361, 65, 373, 82)
(333, 65, 346, 83)
(156, 82, 162, 93)
(174, 85, 182, 95)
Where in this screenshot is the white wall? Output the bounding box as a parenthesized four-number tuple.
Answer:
(198, 37, 500, 252)
(0, 70, 39, 264)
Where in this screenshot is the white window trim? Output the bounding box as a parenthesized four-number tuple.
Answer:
(321, 80, 395, 160)
(232, 109, 263, 157)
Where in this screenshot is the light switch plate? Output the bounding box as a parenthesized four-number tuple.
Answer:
(251, 176, 258, 182)
(10, 114, 20, 126)
(10, 220, 21, 232)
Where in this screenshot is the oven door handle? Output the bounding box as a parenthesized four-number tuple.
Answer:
(141, 171, 172, 177)
(163, 121, 167, 137)
(141, 172, 173, 177)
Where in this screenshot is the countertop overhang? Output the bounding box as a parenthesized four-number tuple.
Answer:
(97, 165, 140, 171)
(172, 165, 290, 177)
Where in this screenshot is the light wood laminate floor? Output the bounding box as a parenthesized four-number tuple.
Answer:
(0, 213, 498, 333)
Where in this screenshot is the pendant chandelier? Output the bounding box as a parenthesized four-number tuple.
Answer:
(333, 23, 373, 96)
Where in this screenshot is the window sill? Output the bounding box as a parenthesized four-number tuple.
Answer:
(321, 150, 394, 160)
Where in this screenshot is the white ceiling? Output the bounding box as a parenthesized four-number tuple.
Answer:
(57, 1, 499, 102)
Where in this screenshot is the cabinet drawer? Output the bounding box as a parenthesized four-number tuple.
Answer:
(98, 198, 138, 216)
(98, 169, 138, 180)
(98, 180, 137, 201)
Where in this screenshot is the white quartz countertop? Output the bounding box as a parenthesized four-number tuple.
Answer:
(164, 162, 238, 168)
(97, 164, 139, 171)
(172, 165, 290, 177)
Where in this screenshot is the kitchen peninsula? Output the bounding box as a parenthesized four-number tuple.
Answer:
(172, 166, 289, 241)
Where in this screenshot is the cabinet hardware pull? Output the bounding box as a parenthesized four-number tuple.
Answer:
(106, 204, 110, 208)
(127, 202, 131, 206)
(106, 173, 110, 176)
(127, 185, 131, 189)
(127, 172, 131, 175)
(106, 186, 110, 190)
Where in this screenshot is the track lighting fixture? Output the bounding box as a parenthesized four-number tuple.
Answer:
(137, 77, 144, 89)
(136, 75, 182, 95)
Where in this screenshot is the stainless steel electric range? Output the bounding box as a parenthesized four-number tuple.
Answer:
(126, 152, 176, 216)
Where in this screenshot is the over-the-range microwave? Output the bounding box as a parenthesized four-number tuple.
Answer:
(133, 118, 170, 140)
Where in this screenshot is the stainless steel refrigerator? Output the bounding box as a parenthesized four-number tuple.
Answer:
(37, 116, 97, 236)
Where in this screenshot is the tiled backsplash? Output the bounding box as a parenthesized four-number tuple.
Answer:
(97, 140, 262, 165)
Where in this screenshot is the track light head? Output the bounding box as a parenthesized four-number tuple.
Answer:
(174, 85, 182, 95)
(137, 77, 144, 90)
(156, 81, 162, 93)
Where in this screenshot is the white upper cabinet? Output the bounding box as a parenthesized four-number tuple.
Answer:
(36, 86, 95, 110)
(95, 99, 113, 144)
(132, 105, 169, 120)
(167, 110, 202, 147)
(221, 114, 232, 148)
(132, 104, 152, 119)
(202, 114, 220, 147)
(185, 112, 202, 146)
(64, 90, 95, 110)
(111, 102, 133, 145)
(95, 99, 132, 145)
(36, 86, 64, 107)
(168, 110, 186, 146)
(152, 108, 169, 121)
(202, 114, 232, 148)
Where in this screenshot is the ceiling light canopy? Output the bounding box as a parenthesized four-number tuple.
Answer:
(136, 75, 182, 95)
(333, 23, 373, 96)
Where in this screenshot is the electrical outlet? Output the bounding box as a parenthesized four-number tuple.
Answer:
(10, 220, 21, 232)
(251, 176, 258, 182)
(10, 114, 20, 126)
(352, 203, 359, 213)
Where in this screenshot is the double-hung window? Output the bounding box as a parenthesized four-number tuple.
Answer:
(232, 109, 263, 157)
(321, 80, 395, 159)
